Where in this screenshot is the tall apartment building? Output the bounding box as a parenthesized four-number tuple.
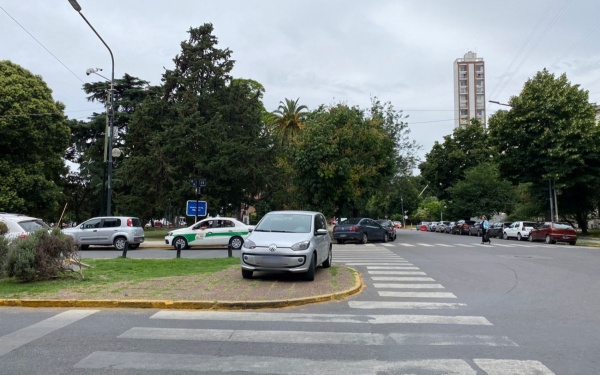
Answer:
(453, 51, 486, 128)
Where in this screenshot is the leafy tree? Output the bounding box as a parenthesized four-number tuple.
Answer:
(419, 121, 491, 200)
(0, 61, 70, 218)
(488, 69, 600, 232)
(290, 101, 400, 218)
(447, 163, 516, 219)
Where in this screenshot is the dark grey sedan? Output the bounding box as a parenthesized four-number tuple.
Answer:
(333, 218, 388, 244)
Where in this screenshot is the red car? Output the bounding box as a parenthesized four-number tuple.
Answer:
(528, 222, 577, 245)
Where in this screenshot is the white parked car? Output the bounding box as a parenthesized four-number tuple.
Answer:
(503, 221, 537, 241)
(0, 213, 49, 242)
(62, 216, 145, 250)
(165, 217, 252, 250)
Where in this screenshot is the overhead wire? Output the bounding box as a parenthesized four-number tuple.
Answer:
(0, 5, 85, 84)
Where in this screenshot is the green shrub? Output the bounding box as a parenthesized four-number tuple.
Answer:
(0, 236, 9, 278)
(0, 221, 8, 236)
(6, 229, 77, 282)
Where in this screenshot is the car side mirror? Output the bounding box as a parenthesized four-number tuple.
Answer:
(316, 228, 328, 235)
(80, 224, 84, 229)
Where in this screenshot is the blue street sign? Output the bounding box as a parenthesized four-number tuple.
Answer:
(186, 200, 207, 216)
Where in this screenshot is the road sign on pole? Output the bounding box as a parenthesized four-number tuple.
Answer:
(186, 200, 207, 217)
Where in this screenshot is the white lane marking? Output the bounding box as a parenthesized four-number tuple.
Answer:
(0, 309, 99, 357)
(398, 243, 415, 246)
(490, 243, 517, 247)
(348, 301, 467, 310)
(390, 333, 518, 346)
(379, 291, 458, 299)
(120, 327, 385, 345)
(151, 311, 491, 325)
(373, 283, 444, 289)
(474, 359, 556, 374)
(120, 328, 516, 347)
(371, 277, 435, 281)
(346, 264, 418, 267)
(75, 352, 478, 374)
(417, 243, 435, 247)
(435, 244, 455, 247)
(368, 271, 426, 275)
(457, 244, 476, 247)
(381, 243, 394, 247)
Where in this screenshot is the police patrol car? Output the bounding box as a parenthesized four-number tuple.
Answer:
(164, 217, 252, 250)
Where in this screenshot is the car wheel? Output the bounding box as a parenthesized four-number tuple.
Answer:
(229, 236, 243, 250)
(173, 236, 188, 250)
(241, 269, 253, 279)
(545, 235, 555, 244)
(503, 232, 508, 240)
(322, 247, 332, 268)
(80, 245, 89, 250)
(304, 253, 316, 281)
(517, 233, 523, 241)
(113, 237, 127, 251)
(129, 244, 140, 249)
(478, 230, 482, 237)
(392, 233, 397, 241)
(528, 235, 534, 242)
(382, 232, 388, 243)
(337, 239, 344, 244)
(361, 233, 368, 244)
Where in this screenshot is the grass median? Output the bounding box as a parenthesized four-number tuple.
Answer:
(0, 257, 239, 299)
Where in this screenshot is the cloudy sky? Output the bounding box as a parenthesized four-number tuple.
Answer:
(2, 0, 600, 167)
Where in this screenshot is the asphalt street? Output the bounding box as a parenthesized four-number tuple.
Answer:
(1, 229, 599, 374)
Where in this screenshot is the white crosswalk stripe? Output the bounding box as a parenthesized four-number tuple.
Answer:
(371, 277, 435, 281)
(379, 291, 458, 298)
(373, 283, 444, 289)
(368, 270, 427, 275)
(348, 301, 467, 309)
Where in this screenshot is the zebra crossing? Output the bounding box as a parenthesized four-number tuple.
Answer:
(0, 244, 558, 374)
(369, 242, 544, 248)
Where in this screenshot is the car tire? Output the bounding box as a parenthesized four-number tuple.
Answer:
(322, 247, 332, 268)
(361, 233, 368, 244)
(392, 233, 397, 241)
(382, 232, 388, 243)
(304, 253, 316, 281)
(129, 244, 140, 249)
(503, 232, 508, 240)
(545, 235, 555, 244)
(173, 236, 188, 250)
(528, 235, 534, 242)
(517, 233, 523, 241)
(80, 245, 89, 250)
(113, 237, 128, 251)
(241, 269, 253, 279)
(229, 236, 243, 250)
(337, 239, 344, 244)
(478, 230, 482, 237)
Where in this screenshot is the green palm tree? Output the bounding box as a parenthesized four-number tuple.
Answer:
(272, 98, 309, 146)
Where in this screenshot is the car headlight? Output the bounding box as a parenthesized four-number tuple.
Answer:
(291, 241, 310, 251)
(244, 239, 256, 249)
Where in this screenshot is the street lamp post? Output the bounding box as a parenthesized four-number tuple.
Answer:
(400, 196, 405, 229)
(69, 0, 116, 216)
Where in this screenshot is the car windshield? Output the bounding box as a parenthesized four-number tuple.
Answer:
(255, 213, 312, 233)
(524, 222, 536, 227)
(554, 223, 574, 229)
(18, 219, 48, 232)
(342, 218, 361, 225)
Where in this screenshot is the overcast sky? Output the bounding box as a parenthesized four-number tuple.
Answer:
(2, 0, 600, 167)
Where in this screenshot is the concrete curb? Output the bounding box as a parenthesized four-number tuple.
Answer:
(0, 269, 364, 310)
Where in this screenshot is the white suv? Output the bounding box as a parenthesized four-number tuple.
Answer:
(62, 216, 144, 250)
(503, 221, 537, 241)
(0, 213, 49, 242)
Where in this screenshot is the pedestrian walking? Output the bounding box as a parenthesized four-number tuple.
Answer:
(481, 215, 490, 244)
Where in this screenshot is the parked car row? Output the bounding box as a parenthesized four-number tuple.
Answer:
(417, 218, 578, 245)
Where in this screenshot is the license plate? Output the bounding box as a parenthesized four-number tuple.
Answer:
(562, 236, 570, 239)
(262, 257, 280, 265)
(339, 234, 346, 238)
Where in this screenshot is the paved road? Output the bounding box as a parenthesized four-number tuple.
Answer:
(1, 229, 599, 374)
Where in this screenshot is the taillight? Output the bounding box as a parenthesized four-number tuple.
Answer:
(19, 233, 29, 239)
(349, 226, 360, 232)
(127, 218, 133, 227)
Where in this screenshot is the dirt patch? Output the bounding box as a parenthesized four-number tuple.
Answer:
(38, 265, 359, 302)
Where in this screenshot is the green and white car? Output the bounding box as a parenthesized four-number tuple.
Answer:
(165, 217, 252, 250)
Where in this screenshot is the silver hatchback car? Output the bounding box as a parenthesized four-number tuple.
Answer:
(62, 216, 144, 250)
(240, 210, 332, 281)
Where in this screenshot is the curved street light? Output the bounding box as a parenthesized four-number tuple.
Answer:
(69, 0, 116, 216)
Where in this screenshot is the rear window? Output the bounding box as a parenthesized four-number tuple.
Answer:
(18, 219, 48, 233)
(554, 223, 574, 229)
(523, 222, 536, 227)
(343, 218, 362, 225)
(131, 218, 141, 227)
